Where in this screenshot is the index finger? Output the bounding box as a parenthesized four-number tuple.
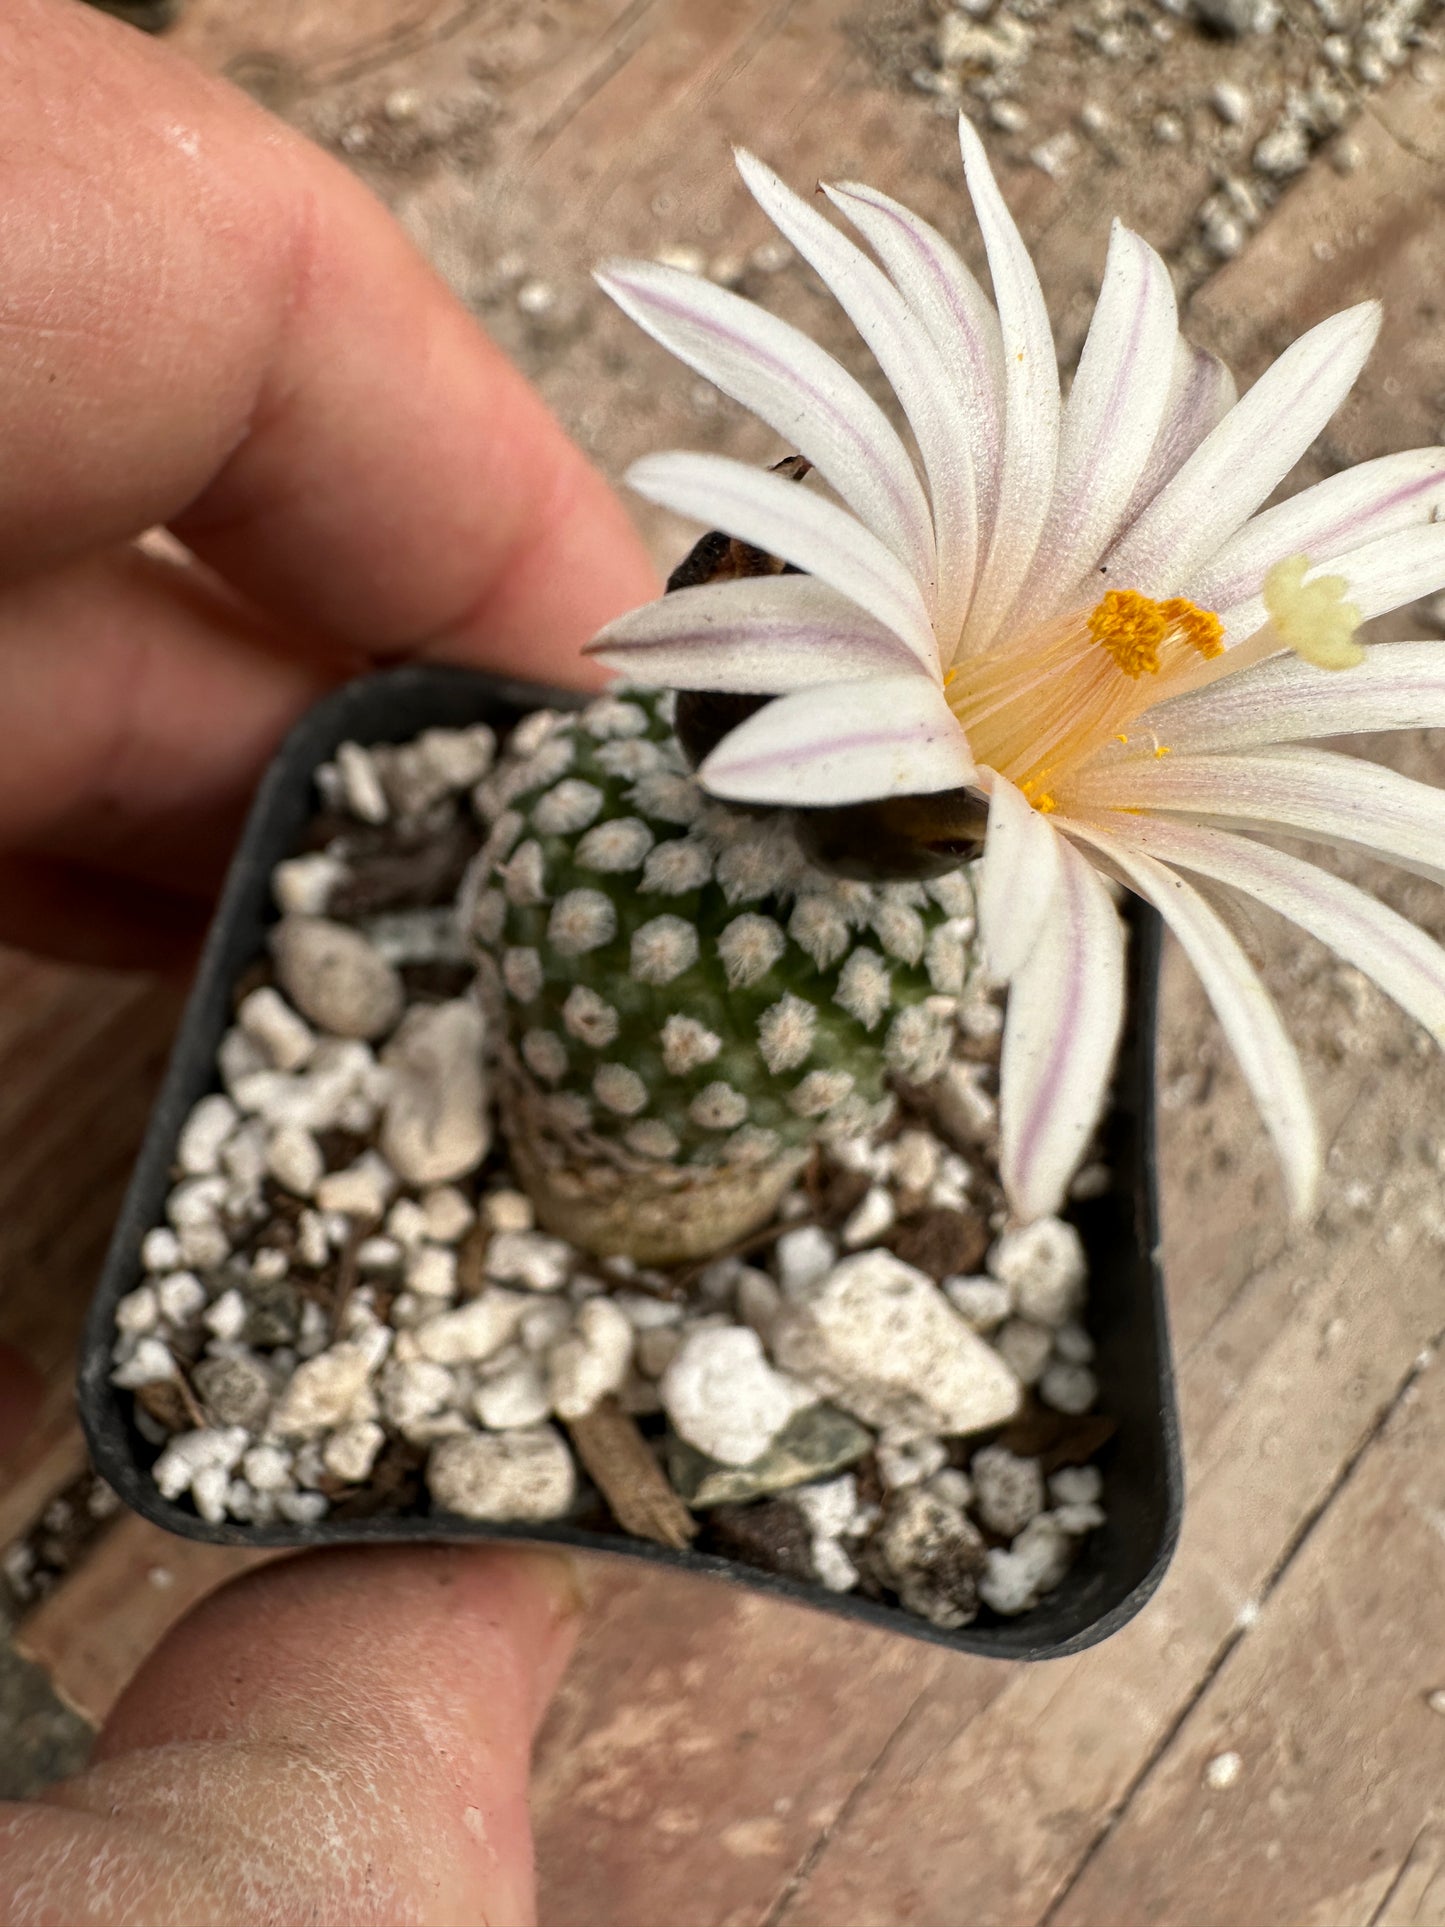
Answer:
(0, 0, 658, 681)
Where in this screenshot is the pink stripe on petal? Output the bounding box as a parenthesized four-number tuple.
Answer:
(587, 578, 931, 693)
(697, 675, 974, 806)
(1068, 818, 1320, 1218)
(1105, 302, 1381, 598)
(1138, 640, 1445, 754)
(597, 261, 934, 586)
(999, 837, 1125, 1221)
(1188, 448, 1445, 615)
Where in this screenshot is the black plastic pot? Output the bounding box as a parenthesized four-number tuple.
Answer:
(80, 665, 1182, 1659)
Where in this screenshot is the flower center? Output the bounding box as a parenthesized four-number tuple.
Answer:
(946, 588, 1223, 811)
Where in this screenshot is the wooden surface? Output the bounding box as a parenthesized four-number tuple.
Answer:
(3, 4, 1444, 1923)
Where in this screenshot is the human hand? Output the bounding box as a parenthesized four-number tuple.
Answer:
(0, 1543, 584, 1925)
(0, 4, 649, 1916)
(0, 0, 657, 968)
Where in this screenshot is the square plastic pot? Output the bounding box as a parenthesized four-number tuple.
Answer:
(80, 665, 1182, 1659)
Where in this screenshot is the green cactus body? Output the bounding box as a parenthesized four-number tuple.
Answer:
(468, 688, 978, 1263)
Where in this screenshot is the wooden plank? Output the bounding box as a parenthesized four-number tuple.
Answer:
(1048, 1356, 1445, 1927)
(13, 1514, 272, 1726)
(0, 1401, 89, 1551)
(771, 1030, 1445, 1926)
(1374, 1827, 1445, 1927)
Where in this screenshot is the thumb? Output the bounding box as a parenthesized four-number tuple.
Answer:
(0, 1544, 583, 1927)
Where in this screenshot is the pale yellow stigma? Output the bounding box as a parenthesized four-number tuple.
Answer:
(1263, 554, 1364, 670)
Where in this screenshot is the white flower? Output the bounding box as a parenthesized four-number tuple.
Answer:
(589, 120, 1445, 1223)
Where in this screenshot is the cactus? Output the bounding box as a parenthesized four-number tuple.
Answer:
(467, 686, 979, 1263)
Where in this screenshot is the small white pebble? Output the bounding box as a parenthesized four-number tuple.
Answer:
(794, 1475, 859, 1541)
(178, 1223, 232, 1270)
(415, 1289, 530, 1365)
(1210, 80, 1249, 124)
(243, 1444, 293, 1492)
(204, 1289, 248, 1341)
(1048, 1464, 1103, 1506)
(1204, 1750, 1243, 1791)
(988, 1218, 1085, 1327)
(888, 1129, 941, 1196)
(277, 1490, 330, 1525)
(1053, 1501, 1105, 1534)
(927, 1467, 973, 1509)
(323, 1420, 385, 1483)
(238, 987, 316, 1073)
(876, 1435, 948, 1489)
(811, 1538, 860, 1592)
(842, 1185, 895, 1249)
(191, 1463, 230, 1522)
(945, 1275, 1012, 1331)
(420, 1186, 474, 1244)
(266, 1125, 324, 1198)
(485, 1229, 572, 1292)
(548, 1297, 634, 1421)
(407, 1243, 459, 1300)
(336, 741, 389, 823)
(971, 1444, 1046, 1536)
(475, 1355, 552, 1429)
(156, 1271, 206, 1324)
(1053, 1321, 1094, 1365)
(735, 1267, 783, 1341)
(141, 1227, 183, 1273)
(111, 1337, 177, 1388)
(774, 1225, 836, 1297)
(483, 1189, 535, 1234)
(993, 1318, 1053, 1386)
(176, 1094, 239, 1176)
(520, 1301, 572, 1353)
(1040, 1361, 1098, 1415)
(296, 1211, 330, 1269)
(272, 852, 345, 917)
(357, 1235, 403, 1273)
(387, 1198, 430, 1248)
(315, 1151, 397, 1221)
(1425, 1688, 1445, 1717)
(115, 1286, 160, 1334)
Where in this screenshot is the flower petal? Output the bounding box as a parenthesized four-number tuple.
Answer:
(1102, 302, 1382, 598)
(1118, 338, 1237, 531)
(587, 576, 933, 692)
(1071, 746, 1445, 888)
(1186, 447, 1445, 616)
(956, 115, 1061, 656)
(1107, 814, 1445, 1045)
(978, 772, 1061, 983)
(697, 675, 975, 806)
(1068, 819, 1320, 1218)
(1213, 520, 1445, 645)
(626, 451, 938, 667)
(736, 150, 974, 636)
(1016, 223, 1178, 624)
(998, 835, 1125, 1222)
(1137, 640, 1445, 755)
(824, 179, 1005, 576)
(596, 259, 934, 585)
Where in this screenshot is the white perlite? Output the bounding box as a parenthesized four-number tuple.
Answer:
(176, 1095, 238, 1176)
(971, 1444, 1046, 1536)
(773, 1251, 1021, 1441)
(268, 1332, 389, 1437)
(660, 1325, 814, 1466)
(427, 1426, 576, 1521)
(238, 987, 315, 1073)
(271, 916, 404, 1040)
(474, 1355, 552, 1430)
(548, 1298, 634, 1420)
(380, 999, 490, 1185)
(415, 1289, 530, 1364)
(988, 1217, 1086, 1327)
(485, 1229, 572, 1292)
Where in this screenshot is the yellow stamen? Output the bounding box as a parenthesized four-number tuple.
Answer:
(943, 665, 959, 687)
(1088, 589, 1167, 677)
(1263, 554, 1364, 670)
(1158, 597, 1224, 659)
(1154, 743, 1171, 759)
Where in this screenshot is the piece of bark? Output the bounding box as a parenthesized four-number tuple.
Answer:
(565, 1398, 696, 1551)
